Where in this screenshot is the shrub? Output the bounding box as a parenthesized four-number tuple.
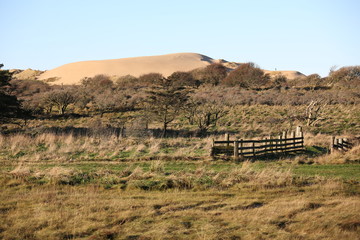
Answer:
(329, 66, 360, 89)
(191, 63, 227, 86)
(221, 62, 270, 89)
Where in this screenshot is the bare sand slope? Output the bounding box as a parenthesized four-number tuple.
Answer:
(263, 70, 306, 80)
(38, 53, 306, 85)
(38, 53, 216, 85)
(11, 69, 44, 80)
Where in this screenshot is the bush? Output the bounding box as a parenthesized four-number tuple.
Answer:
(221, 62, 270, 89)
(329, 66, 360, 89)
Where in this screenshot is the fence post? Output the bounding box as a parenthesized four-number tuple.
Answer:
(234, 140, 239, 160)
(225, 133, 230, 148)
(252, 141, 256, 157)
(296, 126, 302, 137)
(282, 131, 287, 152)
(299, 128, 304, 150)
(330, 136, 335, 154)
(339, 138, 343, 151)
(239, 139, 243, 156)
(291, 131, 296, 150)
(343, 138, 348, 151)
(210, 138, 215, 157)
(278, 135, 282, 153)
(264, 138, 268, 154)
(268, 135, 272, 153)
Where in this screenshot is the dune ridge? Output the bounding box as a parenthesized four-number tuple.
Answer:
(39, 53, 216, 85)
(38, 53, 306, 85)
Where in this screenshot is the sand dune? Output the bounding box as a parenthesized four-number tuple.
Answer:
(38, 53, 306, 85)
(39, 53, 217, 85)
(11, 69, 44, 80)
(263, 70, 306, 80)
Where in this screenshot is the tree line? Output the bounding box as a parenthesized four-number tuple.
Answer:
(1, 63, 359, 136)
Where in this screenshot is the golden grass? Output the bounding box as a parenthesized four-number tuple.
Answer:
(1, 131, 359, 168)
(0, 176, 358, 240)
(1, 152, 359, 240)
(0, 127, 358, 238)
(313, 145, 360, 164)
(0, 133, 215, 163)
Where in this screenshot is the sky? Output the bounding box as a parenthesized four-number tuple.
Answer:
(1, 0, 359, 77)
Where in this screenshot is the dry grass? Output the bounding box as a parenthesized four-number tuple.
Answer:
(314, 145, 360, 164)
(1, 150, 359, 239)
(0, 133, 212, 163)
(0, 170, 358, 240)
(1, 131, 359, 167)
(0, 128, 358, 239)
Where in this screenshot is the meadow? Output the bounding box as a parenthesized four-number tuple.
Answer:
(0, 128, 359, 239)
(1, 66, 360, 239)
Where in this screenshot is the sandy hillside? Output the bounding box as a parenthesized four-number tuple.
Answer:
(38, 53, 217, 85)
(38, 53, 306, 85)
(263, 70, 306, 80)
(10, 69, 44, 80)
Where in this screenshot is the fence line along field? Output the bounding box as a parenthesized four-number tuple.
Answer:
(211, 126, 304, 159)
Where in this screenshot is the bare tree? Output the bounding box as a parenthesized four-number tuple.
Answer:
(185, 97, 226, 134)
(43, 89, 77, 115)
(93, 89, 130, 117)
(143, 77, 191, 137)
(306, 100, 327, 126)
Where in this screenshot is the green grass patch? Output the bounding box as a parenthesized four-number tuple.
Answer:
(293, 164, 360, 180)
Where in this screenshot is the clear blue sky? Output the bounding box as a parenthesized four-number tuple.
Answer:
(1, 0, 359, 77)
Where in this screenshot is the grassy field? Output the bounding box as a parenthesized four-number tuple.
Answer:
(1, 103, 359, 239)
(1, 158, 359, 240)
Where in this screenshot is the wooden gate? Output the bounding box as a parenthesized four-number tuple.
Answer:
(211, 126, 304, 159)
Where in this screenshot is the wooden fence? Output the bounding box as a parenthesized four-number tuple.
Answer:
(211, 126, 304, 159)
(330, 136, 353, 153)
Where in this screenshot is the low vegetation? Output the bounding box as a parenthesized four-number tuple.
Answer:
(0, 62, 359, 239)
(1, 160, 359, 240)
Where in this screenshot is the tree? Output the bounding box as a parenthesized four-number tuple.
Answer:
(222, 62, 270, 89)
(0, 64, 22, 123)
(305, 100, 327, 126)
(93, 89, 131, 117)
(143, 77, 191, 137)
(185, 97, 226, 135)
(77, 74, 114, 112)
(42, 89, 77, 115)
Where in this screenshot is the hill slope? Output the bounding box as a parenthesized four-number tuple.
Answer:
(38, 53, 306, 85)
(38, 53, 216, 85)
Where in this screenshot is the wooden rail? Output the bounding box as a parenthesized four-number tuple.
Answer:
(211, 126, 304, 159)
(330, 136, 353, 153)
